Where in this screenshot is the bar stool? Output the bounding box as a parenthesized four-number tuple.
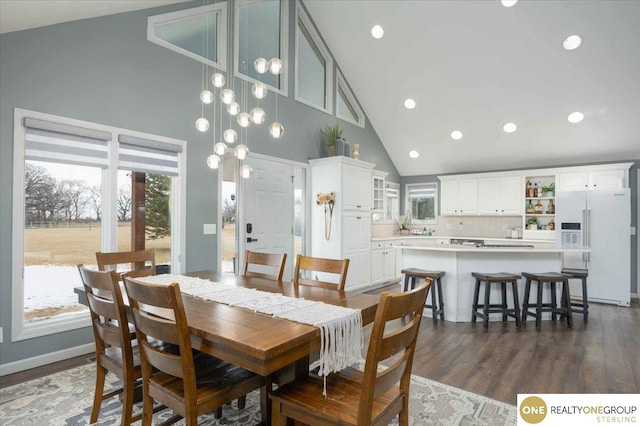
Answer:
(471, 272, 522, 330)
(561, 268, 589, 323)
(521, 272, 573, 330)
(401, 268, 445, 324)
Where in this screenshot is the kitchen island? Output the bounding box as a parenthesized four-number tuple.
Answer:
(398, 242, 590, 322)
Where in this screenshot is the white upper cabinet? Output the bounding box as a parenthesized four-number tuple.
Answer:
(343, 163, 372, 211)
(557, 166, 628, 191)
(477, 176, 522, 215)
(441, 178, 477, 216)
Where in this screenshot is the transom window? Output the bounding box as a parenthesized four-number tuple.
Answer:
(336, 70, 364, 127)
(406, 182, 438, 223)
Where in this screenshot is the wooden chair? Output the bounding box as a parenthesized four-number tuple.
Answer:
(96, 249, 156, 280)
(77, 265, 142, 425)
(123, 276, 266, 425)
(293, 254, 350, 291)
(270, 278, 431, 426)
(242, 250, 287, 281)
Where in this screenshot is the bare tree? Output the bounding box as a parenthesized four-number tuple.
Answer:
(88, 185, 102, 221)
(117, 186, 132, 222)
(24, 163, 55, 223)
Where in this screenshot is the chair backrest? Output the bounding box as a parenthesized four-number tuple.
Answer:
(358, 279, 431, 423)
(242, 250, 287, 281)
(77, 265, 134, 366)
(123, 277, 198, 397)
(96, 249, 156, 280)
(293, 254, 349, 291)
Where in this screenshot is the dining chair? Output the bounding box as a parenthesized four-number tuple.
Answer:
(270, 278, 431, 426)
(77, 265, 142, 426)
(96, 249, 156, 280)
(242, 250, 287, 281)
(293, 254, 350, 291)
(123, 276, 266, 425)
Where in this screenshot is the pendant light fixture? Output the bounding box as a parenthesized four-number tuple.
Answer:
(227, 101, 241, 115)
(239, 164, 253, 179)
(220, 88, 235, 105)
(252, 82, 267, 99)
(250, 107, 266, 125)
(211, 72, 225, 88)
(235, 143, 249, 160)
(195, 117, 209, 132)
(254, 57, 269, 74)
(223, 128, 238, 143)
(268, 57, 283, 75)
(206, 154, 221, 169)
(237, 111, 251, 127)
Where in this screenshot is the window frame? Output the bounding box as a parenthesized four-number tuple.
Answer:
(336, 70, 365, 128)
(11, 108, 186, 342)
(294, 0, 333, 114)
(147, 2, 228, 71)
(233, 0, 289, 96)
(385, 181, 400, 222)
(405, 182, 438, 225)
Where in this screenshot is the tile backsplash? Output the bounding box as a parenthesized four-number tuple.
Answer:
(372, 216, 523, 239)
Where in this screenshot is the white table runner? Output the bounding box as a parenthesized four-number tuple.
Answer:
(138, 274, 363, 382)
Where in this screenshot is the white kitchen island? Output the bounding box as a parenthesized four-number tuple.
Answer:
(398, 243, 590, 322)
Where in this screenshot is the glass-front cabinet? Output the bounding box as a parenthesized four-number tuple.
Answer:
(523, 174, 556, 240)
(372, 170, 387, 221)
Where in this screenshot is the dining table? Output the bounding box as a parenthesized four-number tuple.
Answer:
(75, 269, 381, 423)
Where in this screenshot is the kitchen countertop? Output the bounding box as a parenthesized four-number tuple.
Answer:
(371, 235, 550, 243)
(396, 242, 589, 253)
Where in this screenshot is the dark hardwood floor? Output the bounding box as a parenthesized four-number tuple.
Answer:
(2, 283, 639, 408)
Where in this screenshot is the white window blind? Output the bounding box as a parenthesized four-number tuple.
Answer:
(386, 182, 399, 199)
(407, 183, 437, 199)
(23, 117, 111, 168)
(118, 135, 182, 176)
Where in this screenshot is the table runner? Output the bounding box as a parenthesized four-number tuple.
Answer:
(137, 274, 363, 384)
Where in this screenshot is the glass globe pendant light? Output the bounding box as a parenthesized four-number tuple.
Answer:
(252, 82, 267, 99)
(211, 73, 225, 88)
(268, 58, 283, 75)
(250, 107, 266, 125)
(254, 57, 269, 74)
(237, 112, 251, 127)
(227, 101, 241, 116)
(206, 154, 222, 169)
(214, 142, 227, 155)
(195, 117, 209, 132)
(220, 89, 235, 105)
(235, 144, 249, 160)
(240, 164, 254, 179)
(223, 128, 238, 143)
(200, 90, 214, 104)
(269, 122, 284, 138)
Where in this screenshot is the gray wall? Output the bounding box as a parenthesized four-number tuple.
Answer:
(400, 160, 640, 295)
(0, 1, 398, 365)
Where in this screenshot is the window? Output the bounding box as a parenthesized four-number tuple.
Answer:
(295, 1, 333, 113)
(12, 109, 185, 341)
(385, 182, 400, 221)
(406, 182, 438, 223)
(235, 0, 288, 93)
(147, 3, 228, 70)
(336, 70, 364, 127)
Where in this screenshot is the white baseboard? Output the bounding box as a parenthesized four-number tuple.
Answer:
(0, 343, 94, 376)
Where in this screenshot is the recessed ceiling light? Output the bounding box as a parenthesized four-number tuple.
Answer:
(450, 130, 463, 140)
(563, 35, 582, 50)
(568, 111, 584, 123)
(503, 122, 517, 133)
(371, 25, 384, 39)
(404, 99, 416, 109)
(501, 0, 518, 7)
(409, 150, 419, 158)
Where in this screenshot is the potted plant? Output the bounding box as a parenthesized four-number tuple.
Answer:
(541, 183, 555, 197)
(395, 211, 412, 235)
(526, 217, 539, 230)
(321, 122, 343, 157)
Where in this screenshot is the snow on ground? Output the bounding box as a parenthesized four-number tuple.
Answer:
(24, 265, 85, 312)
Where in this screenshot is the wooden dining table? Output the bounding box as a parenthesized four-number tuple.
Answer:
(76, 269, 380, 423)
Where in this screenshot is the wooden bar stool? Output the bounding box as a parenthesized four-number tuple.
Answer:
(401, 268, 445, 324)
(561, 268, 589, 323)
(521, 272, 573, 330)
(471, 272, 522, 330)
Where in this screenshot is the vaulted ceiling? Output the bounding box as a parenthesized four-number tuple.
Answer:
(2, 0, 639, 176)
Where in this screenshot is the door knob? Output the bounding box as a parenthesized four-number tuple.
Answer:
(246, 237, 258, 243)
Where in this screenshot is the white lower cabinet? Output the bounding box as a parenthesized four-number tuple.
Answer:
(371, 240, 400, 285)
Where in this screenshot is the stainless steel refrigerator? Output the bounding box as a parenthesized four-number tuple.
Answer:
(556, 189, 631, 306)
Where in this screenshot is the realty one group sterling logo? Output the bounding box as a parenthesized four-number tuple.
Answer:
(517, 394, 639, 425)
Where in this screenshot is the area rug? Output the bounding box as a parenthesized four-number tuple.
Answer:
(0, 363, 516, 425)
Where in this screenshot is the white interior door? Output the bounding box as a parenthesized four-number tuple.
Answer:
(239, 156, 295, 281)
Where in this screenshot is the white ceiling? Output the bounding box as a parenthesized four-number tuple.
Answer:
(2, 0, 639, 176)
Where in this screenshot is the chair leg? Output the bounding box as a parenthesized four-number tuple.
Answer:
(522, 278, 531, 323)
(141, 384, 154, 426)
(271, 399, 287, 426)
(512, 280, 522, 328)
(260, 377, 273, 424)
(501, 282, 508, 322)
(237, 395, 246, 409)
(535, 280, 543, 330)
(437, 278, 445, 321)
(472, 279, 480, 323)
(120, 377, 135, 426)
(91, 364, 107, 424)
(563, 282, 573, 328)
(399, 396, 410, 426)
(483, 280, 491, 330)
(403, 274, 410, 292)
(582, 278, 589, 323)
(430, 283, 438, 325)
(550, 282, 558, 321)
